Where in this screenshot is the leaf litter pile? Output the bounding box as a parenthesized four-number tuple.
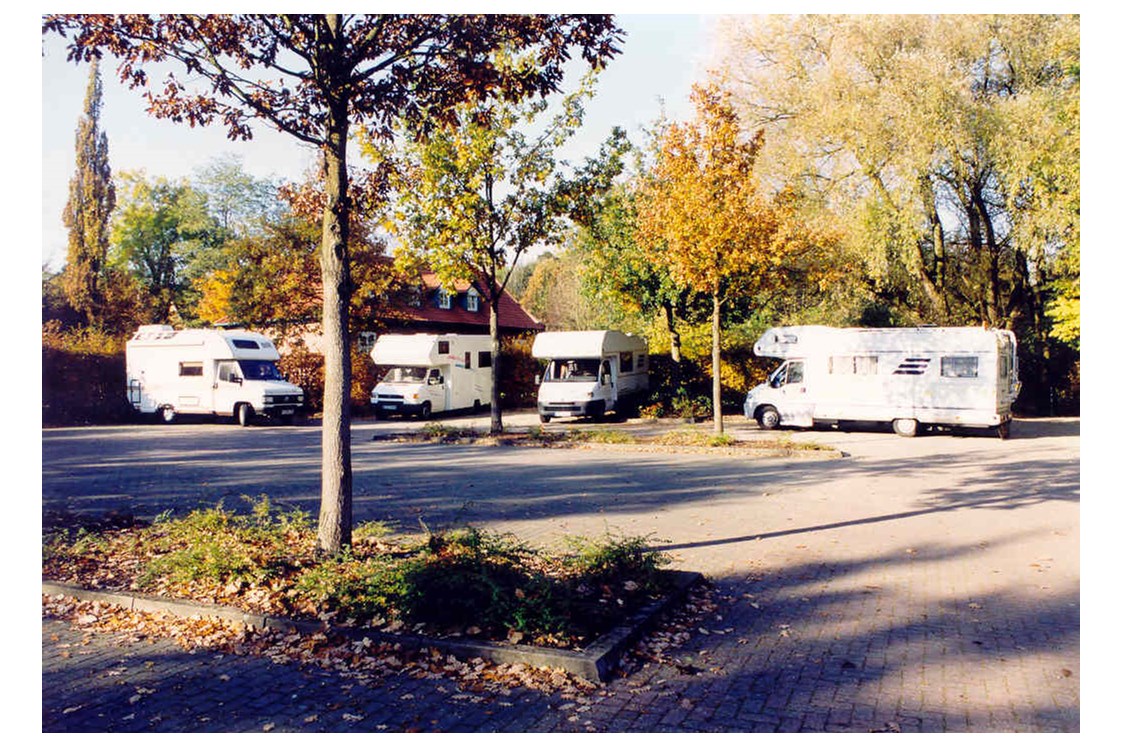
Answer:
(43, 499, 718, 694)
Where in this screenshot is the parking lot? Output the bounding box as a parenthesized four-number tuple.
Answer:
(42, 413, 1081, 731)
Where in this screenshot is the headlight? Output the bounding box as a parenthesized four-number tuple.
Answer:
(263, 395, 274, 405)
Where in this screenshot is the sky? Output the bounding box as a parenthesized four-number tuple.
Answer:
(39, 14, 720, 271)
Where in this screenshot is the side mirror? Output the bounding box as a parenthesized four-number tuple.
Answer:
(535, 374, 541, 385)
(233, 376, 243, 386)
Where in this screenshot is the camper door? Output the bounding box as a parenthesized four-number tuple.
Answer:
(770, 359, 813, 425)
(597, 358, 616, 410)
(426, 368, 449, 412)
(214, 360, 244, 415)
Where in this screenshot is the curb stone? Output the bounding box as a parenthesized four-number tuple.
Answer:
(42, 570, 701, 683)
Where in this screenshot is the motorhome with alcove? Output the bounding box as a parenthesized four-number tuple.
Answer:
(125, 325, 304, 425)
(369, 334, 492, 419)
(532, 330, 649, 423)
(742, 325, 1020, 438)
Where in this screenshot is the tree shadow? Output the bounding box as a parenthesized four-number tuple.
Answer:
(605, 535, 1080, 732)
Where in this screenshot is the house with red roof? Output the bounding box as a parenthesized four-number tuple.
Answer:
(277, 267, 542, 357)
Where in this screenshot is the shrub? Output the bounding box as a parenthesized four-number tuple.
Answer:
(563, 532, 670, 592)
(42, 321, 133, 426)
(136, 497, 312, 589)
(45, 506, 676, 647)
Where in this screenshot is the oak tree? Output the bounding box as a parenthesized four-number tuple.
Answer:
(45, 13, 622, 553)
(636, 85, 821, 435)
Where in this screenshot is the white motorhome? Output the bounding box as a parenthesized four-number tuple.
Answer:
(532, 330, 650, 423)
(369, 334, 492, 419)
(125, 325, 304, 426)
(743, 325, 1020, 437)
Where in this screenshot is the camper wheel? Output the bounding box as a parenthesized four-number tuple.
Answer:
(757, 406, 780, 430)
(419, 401, 432, 420)
(892, 418, 919, 437)
(236, 403, 254, 427)
(994, 420, 1011, 440)
(159, 406, 176, 424)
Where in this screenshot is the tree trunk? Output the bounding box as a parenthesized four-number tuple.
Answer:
(315, 26, 353, 555)
(662, 300, 682, 364)
(711, 293, 723, 436)
(489, 297, 504, 435)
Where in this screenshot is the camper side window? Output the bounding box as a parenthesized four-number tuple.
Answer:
(464, 352, 472, 369)
(787, 361, 804, 384)
(941, 356, 979, 378)
(438, 341, 450, 355)
(478, 351, 492, 368)
(179, 362, 203, 377)
(830, 356, 877, 375)
(620, 352, 633, 373)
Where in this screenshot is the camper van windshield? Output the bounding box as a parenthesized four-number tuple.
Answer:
(239, 361, 285, 381)
(384, 367, 428, 383)
(547, 358, 600, 382)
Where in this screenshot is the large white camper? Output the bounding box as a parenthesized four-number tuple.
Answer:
(369, 334, 492, 419)
(125, 325, 304, 425)
(742, 325, 1020, 437)
(532, 330, 649, 423)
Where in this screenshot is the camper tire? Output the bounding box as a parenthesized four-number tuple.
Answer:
(419, 402, 432, 420)
(236, 403, 254, 427)
(159, 406, 176, 424)
(540, 414, 552, 424)
(757, 406, 780, 430)
(892, 418, 919, 437)
(994, 420, 1011, 440)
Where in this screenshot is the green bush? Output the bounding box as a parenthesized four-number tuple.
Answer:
(42, 324, 132, 426)
(397, 528, 564, 637)
(292, 552, 408, 623)
(46, 502, 675, 646)
(137, 497, 312, 589)
(564, 532, 670, 591)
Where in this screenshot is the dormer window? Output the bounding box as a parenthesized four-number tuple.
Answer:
(437, 288, 453, 310)
(466, 287, 480, 313)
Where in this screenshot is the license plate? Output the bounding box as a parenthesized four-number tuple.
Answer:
(280, 408, 294, 415)
(383, 405, 397, 410)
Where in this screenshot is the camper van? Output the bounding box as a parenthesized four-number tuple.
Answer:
(743, 325, 1020, 438)
(125, 325, 304, 425)
(369, 334, 492, 419)
(532, 330, 649, 423)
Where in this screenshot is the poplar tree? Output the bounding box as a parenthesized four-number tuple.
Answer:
(61, 59, 115, 326)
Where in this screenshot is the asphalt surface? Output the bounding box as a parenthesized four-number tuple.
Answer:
(40, 413, 1081, 732)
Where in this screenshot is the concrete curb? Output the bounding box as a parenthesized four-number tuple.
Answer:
(43, 570, 702, 684)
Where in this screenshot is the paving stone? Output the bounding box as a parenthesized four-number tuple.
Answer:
(40, 416, 1081, 733)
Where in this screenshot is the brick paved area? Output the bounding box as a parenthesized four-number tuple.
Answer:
(40, 417, 1080, 732)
